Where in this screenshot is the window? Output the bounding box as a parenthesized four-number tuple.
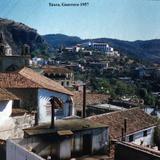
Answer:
(129, 135, 134, 142)
(66, 81, 69, 86)
(77, 111, 82, 117)
(61, 81, 64, 86)
(143, 130, 148, 137)
(13, 100, 20, 108)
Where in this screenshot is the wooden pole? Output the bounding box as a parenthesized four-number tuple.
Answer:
(83, 84, 86, 118)
(51, 105, 55, 128)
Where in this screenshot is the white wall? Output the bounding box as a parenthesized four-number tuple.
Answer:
(92, 128, 108, 152)
(72, 134, 82, 152)
(0, 100, 12, 125)
(6, 139, 44, 160)
(59, 139, 71, 159)
(37, 89, 73, 124)
(125, 127, 155, 146)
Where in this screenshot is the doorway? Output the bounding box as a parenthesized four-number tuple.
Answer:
(83, 134, 92, 155)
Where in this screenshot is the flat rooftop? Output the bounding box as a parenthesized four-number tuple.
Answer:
(24, 118, 108, 136)
(88, 103, 126, 111)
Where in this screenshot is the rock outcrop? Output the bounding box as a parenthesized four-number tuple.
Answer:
(0, 18, 47, 55)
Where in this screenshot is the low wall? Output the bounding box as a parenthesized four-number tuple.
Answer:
(115, 142, 160, 160)
(6, 139, 44, 160)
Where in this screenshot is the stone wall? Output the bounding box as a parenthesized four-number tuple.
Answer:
(0, 56, 30, 72)
(12, 113, 35, 138)
(0, 113, 35, 140)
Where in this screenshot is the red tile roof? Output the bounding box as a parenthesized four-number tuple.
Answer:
(87, 108, 156, 139)
(0, 67, 73, 96)
(43, 66, 72, 74)
(73, 92, 109, 110)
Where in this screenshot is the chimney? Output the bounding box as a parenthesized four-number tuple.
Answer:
(82, 84, 86, 118)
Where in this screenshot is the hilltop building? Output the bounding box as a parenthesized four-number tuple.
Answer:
(89, 42, 111, 52)
(81, 41, 119, 56)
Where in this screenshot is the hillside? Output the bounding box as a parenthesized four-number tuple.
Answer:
(43, 34, 82, 48)
(1, 18, 160, 63)
(0, 18, 48, 55)
(43, 34, 160, 63)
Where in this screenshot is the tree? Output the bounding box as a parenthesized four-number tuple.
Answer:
(139, 88, 148, 98)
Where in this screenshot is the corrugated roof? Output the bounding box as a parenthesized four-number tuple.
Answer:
(87, 108, 156, 139)
(0, 88, 19, 101)
(0, 67, 73, 96)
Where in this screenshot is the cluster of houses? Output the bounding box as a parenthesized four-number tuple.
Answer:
(0, 41, 159, 160)
(62, 42, 120, 56)
(134, 66, 160, 81)
(27, 41, 120, 74)
(0, 66, 158, 160)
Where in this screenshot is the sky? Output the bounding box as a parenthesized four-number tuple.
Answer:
(0, 0, 160, 41)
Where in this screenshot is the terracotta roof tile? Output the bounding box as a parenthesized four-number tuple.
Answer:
(73, 92, 109, 110)
(43, 66, 72, 74)
(87, 108, 156, 139)
(0, 67, 73, 96)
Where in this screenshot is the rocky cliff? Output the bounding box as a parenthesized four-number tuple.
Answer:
(0, 18, 47, 55)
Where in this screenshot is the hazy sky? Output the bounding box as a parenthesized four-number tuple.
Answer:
(0, 0, 160, 40)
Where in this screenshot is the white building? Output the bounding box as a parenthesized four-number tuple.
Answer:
(31, 57, 45, 66)
(0, 88, 18, 125)
(91, 42, 110, 52)
(0, 67, 74, 124)
(81, 41, 119, 56)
